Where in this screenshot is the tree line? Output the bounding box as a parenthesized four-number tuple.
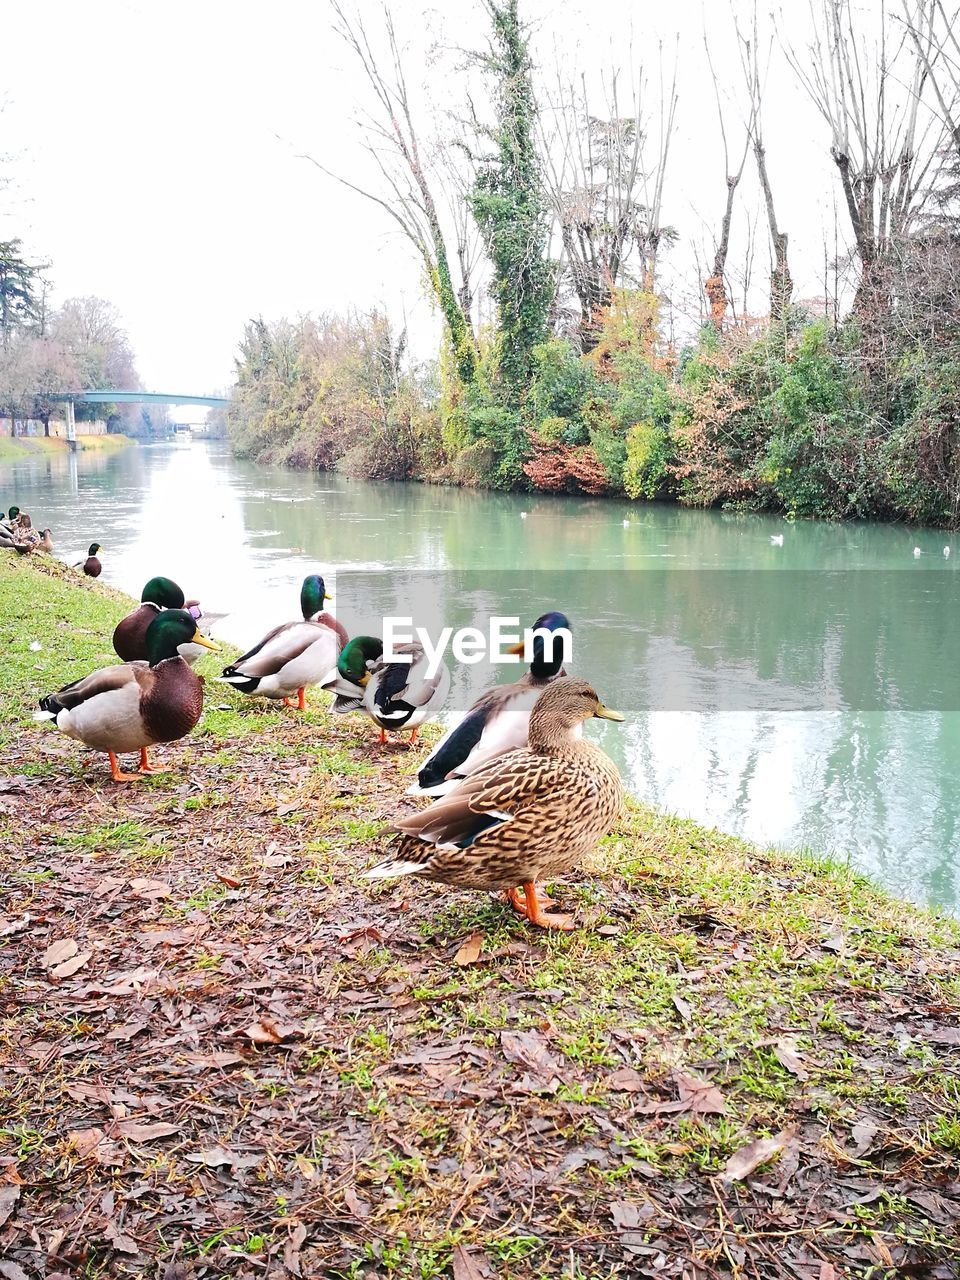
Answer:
(227, 0, 960, 527)
(0, 239, 161, 435)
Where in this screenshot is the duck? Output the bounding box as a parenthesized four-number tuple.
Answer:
(361, 640, 451, 744)
(323, 635, 385, 713)
(77, 543, 103, 577)
(113, 576, 187, 662)
(409, 610, 572, 797)
(913, 546, 922, 558)
(364, 677, 625, 929)
(12, 527, 53, 555)
(35, 610, 220, 782)
(217, 573, 346, 709)
(770, 533, 784, 547)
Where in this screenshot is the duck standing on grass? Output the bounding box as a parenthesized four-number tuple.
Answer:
(218, 574, 346, 710)
(365, 677, 624, 930)
(35, 610, 220, 782)
(410, 610, 572, 797)
(361, 641, 451, 745)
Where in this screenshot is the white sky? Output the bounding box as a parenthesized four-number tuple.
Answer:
(1, 0, 853, 398)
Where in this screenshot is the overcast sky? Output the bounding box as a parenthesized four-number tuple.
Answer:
(2, 0, 851, 400)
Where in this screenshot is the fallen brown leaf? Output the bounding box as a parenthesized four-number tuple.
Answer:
(607, 1067, 646, 1093)
(216, 871, 243, 888)
(451, 1244, 493, 1280)
(42, 938, 77, 968)
(0, 1185, 20, 1227)
(110, 1120, 179, 1142)
(453, 930, 484, 966)
(50, 950, 91, 979)
(129, 877, 172, 899)
(184, 1145, 236, 1168)
(771, 1036, 807, 1079)
(500, 1029, 561, 1083)
(721, 1131, 789, 1182)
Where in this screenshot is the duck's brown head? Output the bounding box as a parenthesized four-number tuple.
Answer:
(528, 676, 623, 751)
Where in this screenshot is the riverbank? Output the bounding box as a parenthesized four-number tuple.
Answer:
(1, 554, 959, 1278)
(0, 433, 135, 462)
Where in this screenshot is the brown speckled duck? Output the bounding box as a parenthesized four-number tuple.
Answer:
(36, 610, 219, 782)
(365, 677, 625, 930)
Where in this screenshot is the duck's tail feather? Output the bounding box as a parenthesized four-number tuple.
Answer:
(33, 709, 56, 722)
(362, 858, 429, 880)
(216, 673, 260, 692)
(405, 777, 459, 799)
(332, 694, 364, 714)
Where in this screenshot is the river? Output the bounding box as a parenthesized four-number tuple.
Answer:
(4, 438, 958, 912)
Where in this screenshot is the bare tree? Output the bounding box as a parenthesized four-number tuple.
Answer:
(307, 3, 479, 384)
(786, 0, 948, 322)
(540, 47, 678, 347)
(703, 39, 750, 330)
(735, 6, 793, 320)
(902, 0, 960, 158)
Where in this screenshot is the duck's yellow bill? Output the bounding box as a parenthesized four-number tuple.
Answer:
(359, 672, 371, 686)
(324, 592, 333, 601)
(595, 702, 624, 722)
(506, 640, 526, 654)
(192, 630, 221, 652)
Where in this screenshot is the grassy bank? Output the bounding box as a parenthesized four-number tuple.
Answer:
(0, 434, 135, 462)
(1, 554, 958, 1279)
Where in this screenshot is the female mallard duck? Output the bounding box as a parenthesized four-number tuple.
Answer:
(113, 576, 186, 661)
(218, 574, 346, 709)
(365, 677, 624, 929)
(35, 610, 220, 782)
(12, 527, 54, 555)
(323, 635, 385, 712)
(410, 610, 571, 796)
(361, 641, 451, 744)
(79, 543, 103, 577)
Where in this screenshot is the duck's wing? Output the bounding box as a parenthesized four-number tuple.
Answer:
(412, 685, 540, 794)
(223, 621, 324, 678)
(39, 662, 146, 715)
(394, 748, 566, 852)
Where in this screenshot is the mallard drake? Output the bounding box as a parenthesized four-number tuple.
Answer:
(35, 609, 220, 782)
(79, 543, 103, 577)
(323, 635, 385, 713)
(409, 610, 571, 797)
(113, 576, 186, 661)
(218, 573, 346, 709)
(365, 677, 624, 929)
(361, 641, 451, 744)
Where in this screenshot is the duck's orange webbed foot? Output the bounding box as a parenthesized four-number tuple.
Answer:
(108, 751, 141, 783)
(297, 687, 306, 711)
(517, 881, 574, 931)
(408, 727, 419, 745)
(504, 883, 557, 914)
(137, 747, 169, 774)
(379, 727, 388, 745)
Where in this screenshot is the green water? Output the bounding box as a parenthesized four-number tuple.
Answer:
(4, 438, 958, 910)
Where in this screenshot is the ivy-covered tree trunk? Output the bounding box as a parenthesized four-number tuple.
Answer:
(470, 0, 552, 396)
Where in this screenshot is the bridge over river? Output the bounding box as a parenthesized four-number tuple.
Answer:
(53, 390, 229, 447)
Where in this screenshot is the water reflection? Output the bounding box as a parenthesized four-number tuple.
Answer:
(3, 439, 958, 910)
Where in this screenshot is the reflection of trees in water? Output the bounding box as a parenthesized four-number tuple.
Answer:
(9, 440, 957, 908)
